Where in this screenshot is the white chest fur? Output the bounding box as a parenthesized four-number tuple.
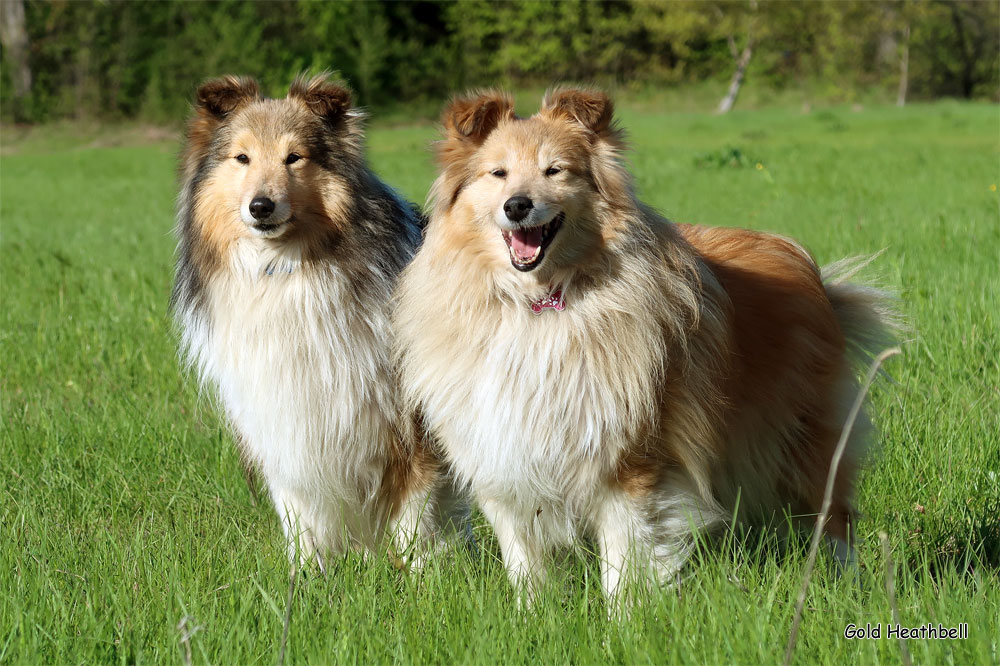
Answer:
(180, 242, 398, 505)
(406, 295, 661, 542)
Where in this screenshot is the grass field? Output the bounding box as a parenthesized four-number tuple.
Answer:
(2, 99, 998, 664)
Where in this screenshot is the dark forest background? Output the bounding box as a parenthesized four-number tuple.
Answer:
(1, 0, 997, 124)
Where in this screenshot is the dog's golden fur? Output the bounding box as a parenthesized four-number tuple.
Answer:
(393, 88, 894, 600)
(172, 74, 462, 568)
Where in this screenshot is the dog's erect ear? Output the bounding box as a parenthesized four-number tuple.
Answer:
(181, 76, 259, 182)
(289, 74, 353, 123)
(540, 88, 615, 136)
(195, 76, 260, 119)
(542, 88, 629, 205)
(443, 91, 515, 145)
(433, 92, 515, 209)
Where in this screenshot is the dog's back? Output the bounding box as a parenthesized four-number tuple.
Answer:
(679, 224, 894, 543)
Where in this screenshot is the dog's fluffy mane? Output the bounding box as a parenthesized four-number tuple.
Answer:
(425, 87, 718, 386)
(170, 74, 452, 561)
(394, 88, 897, 596)
(171, 73, 421, 330)
(400, 88, 730, 496)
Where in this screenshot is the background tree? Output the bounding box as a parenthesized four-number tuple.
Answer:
(0, 0, 32, 122)
(1, 0, 996, 124)
(716, 0, 759, 114)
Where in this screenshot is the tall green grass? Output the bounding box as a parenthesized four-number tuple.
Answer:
(2, 100, 997, 664)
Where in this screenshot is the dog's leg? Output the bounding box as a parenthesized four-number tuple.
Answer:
(388, 470, 471, 571)
(593, 491, 654, 614)
(824, 514, 859, 579)
(648, 472, 724, 586)
(270, 485, 326, 572)
(827, 535, 857, 571)
(431, 475, 474, 554)
(389, 483, 434, 571)
(480, 497, 545, 607)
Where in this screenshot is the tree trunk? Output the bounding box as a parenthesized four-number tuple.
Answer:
(948, 1, 977, 98)
(897, 22, 910, 107)
(877, 6, 899, 76)
(0, 0, 32, 121)
(717, 42, 753, 114)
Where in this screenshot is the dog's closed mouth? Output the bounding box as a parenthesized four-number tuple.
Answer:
(502, 213, 564, 271)
(251, 218, 291, 236)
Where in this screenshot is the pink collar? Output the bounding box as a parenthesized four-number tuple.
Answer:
(530, 288, 565, 315)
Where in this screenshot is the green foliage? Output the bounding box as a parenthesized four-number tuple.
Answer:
(0, 0, 996, 124)
(1, 101, 998, 663)
(908, 0, 1000, 99)
(693, 145, 761, 169)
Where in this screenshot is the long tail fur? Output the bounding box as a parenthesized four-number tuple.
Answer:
(822, 253, 903, 366)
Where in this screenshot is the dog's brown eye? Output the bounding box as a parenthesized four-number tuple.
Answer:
(491, 169, 507, 179)
(545, 166, 562, 176)
(285, 153, 302, 165)
(235, 154, 250, 165)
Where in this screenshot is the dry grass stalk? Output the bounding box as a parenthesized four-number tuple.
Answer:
(176, 615, 200, 666)
(782, 346, 901, 666)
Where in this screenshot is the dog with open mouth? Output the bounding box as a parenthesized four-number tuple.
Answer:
(393, 88, 897, 605)
(171, 74, 464, 570)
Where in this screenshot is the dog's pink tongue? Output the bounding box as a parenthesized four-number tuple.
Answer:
(510, 228, 544, 260)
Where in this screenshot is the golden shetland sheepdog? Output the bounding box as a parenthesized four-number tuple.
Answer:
(393, 88, 896, 602)
(171, 74, 462, 570)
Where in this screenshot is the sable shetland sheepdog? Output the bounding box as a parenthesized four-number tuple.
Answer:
(393, 88, 896, 601)
(171, 74, 462, 569)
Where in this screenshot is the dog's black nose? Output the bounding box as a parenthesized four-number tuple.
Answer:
(503, 196, 533, 222)
(249, 197, 275, 220)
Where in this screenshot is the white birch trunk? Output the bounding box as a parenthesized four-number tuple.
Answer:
(717, 43, 753, 114)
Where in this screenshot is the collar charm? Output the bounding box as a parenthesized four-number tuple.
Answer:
(530, 288, 565, 315)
